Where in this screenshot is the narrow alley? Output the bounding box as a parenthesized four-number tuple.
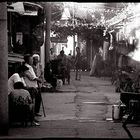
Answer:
(0, 2, 140, 139)
(3, 71, 140, 139)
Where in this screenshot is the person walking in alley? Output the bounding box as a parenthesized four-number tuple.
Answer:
(57, 50, 68, 84)
(23, 54, 42, 117)
(74, 47, 82, 80)
(50, 48, 57, 61)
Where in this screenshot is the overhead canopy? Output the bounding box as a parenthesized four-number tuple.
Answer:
(10, 2, 43, 16)
(7, 5, 17, 12)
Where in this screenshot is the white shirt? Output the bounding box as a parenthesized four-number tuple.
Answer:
(8, 73, 26, 95)
(24, 63, 38, 88)
(50, 53, 57, 61)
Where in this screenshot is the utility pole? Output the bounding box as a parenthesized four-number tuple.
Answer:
(72, 2, 75, 57)
(0, 2, 8, 135)
(44, 2, 51, 65)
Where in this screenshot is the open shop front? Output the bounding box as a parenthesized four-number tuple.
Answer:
(7, 2, 44, 77)
(110, 4, 140, 128)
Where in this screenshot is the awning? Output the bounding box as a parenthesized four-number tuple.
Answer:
(8, 8, 17, 12)
(24, 2, 43, 9)
(10, 2, 43, 16)
(7, 5, 17, 12)
(10, 2, 24, 15)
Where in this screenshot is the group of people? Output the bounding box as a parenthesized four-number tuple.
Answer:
(8, 46, 82, 127)
(8, 54, 43, 126)
(48, 47, 82, 84)
(45, 48, 72, 86)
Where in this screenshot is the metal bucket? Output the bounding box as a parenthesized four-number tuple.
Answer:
(112, 105, 120, 120)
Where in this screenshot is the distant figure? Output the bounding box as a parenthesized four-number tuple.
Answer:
(57, 50, 67, 67)
(50, 48, 57, 61)
(67, 53, 72, 84)
(14, 39, 23, 53)
(90, 48, 103, 77)
(74, 47, 82, 80)
(44, 62, 57, 89)
(57, 50, 68, 84)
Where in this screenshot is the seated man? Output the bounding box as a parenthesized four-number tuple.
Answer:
(8, 64, 40, 126)
(44, 62, 57, 90)
(9, 82, 40, 126)
(8, 65, 29, 95)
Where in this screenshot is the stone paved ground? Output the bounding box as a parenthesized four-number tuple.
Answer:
(1, 71, 140, 139)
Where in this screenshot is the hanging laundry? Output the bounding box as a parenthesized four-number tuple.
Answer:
(103, 32, 110, 61)
(109, 33, 113, 50)
(103, 41, 109, 61)
(118, 54, 123, 68)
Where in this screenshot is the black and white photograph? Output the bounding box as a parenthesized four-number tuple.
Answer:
(1, 1, 140, 139)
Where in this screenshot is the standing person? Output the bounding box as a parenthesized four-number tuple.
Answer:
(57, 50, 67, 84)
(57, 50, 67, 66)
(66, 53, 72, 84)
(50, 48, 57, 61)
(74, 47, 82, 80)
(23, 54, 42, 117)
(90, 48, 103, 77)
(32, 54, 46, 116)
(32, 54, 44, 88)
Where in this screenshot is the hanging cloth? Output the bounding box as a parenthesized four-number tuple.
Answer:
(109, 33, 113, 50)
(103, 32, 110, 61)
(90, 54, 97, 76)
(103, 41, 109, 61)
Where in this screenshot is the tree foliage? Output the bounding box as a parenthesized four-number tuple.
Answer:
(51, 2, 64, 21)
(38, 2, 64, 22)
(51, 21, 105, 40)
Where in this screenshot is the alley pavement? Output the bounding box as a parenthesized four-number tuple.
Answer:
(1, 71, 140, 139)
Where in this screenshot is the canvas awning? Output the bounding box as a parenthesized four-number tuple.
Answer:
(10, 2, 43, 16)
(7, 5, 17, 12)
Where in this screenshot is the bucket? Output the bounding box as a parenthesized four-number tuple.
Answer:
(112, 105, 120, 120)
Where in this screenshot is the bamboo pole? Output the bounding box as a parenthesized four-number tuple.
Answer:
(44, 2, 51, 65)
